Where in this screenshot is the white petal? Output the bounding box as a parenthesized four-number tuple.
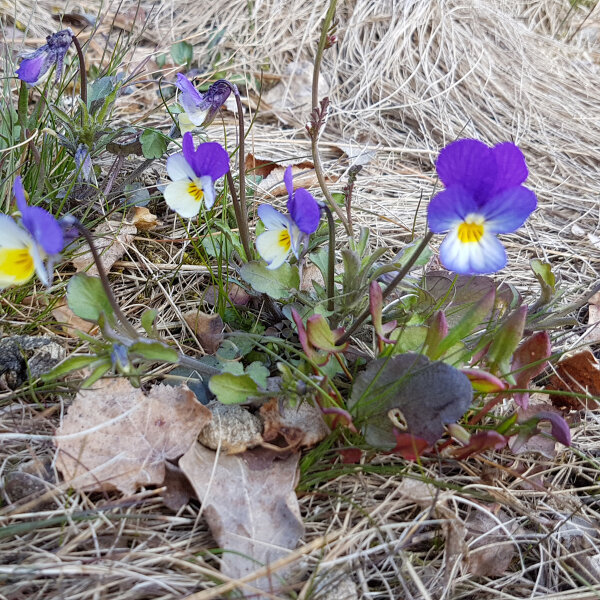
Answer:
(187, 107, 208, 126)
(289, 225, 304, 258)
(166, 152, 196, 181)
(200, 175, 215, 209)
(164, 180, 201, 219)
(257, 205, 290, 230)
(256, 229, 290, 269)
(30, 242, 50, 286)
(0, 215, 32, 248)
(440, 228, 506, 275)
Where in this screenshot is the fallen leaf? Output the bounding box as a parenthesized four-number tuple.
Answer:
(204, 283, 251, 307)
(511, 331, 552, 409)
(182, 310, 224, 354)
(466, 507, 521, 577)
(245, 152, 313, 179)
(128, 206, 160, 231)
(547, 350, 600, 411)
(256, 165, 322, 198)
(198, 401, 264, 454)
(179, 444, 304, 595)
(71, 220, 136, 276)
(582, 290, 600, 344)
(51, 298, 99, 337)
(55, 378, 211, 495)
(260, 398, 330, 449)
(161, 461, 196, 511)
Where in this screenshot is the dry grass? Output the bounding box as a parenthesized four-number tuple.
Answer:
(2, 0, 600, 598)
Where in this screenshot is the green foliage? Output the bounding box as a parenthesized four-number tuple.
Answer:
(170, 41, 194, 66)
(208, 373, 259, 404)
(140, 128, 169, 159)
(67, 274, 115, 324)
(239, 261, 300, 299)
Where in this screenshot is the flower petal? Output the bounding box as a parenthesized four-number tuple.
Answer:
(163, 179, 201, 219)
(21, 206, 64, 255)
(30, 242, 50, 286)
(166, 152, 196, 181)
(288, 188, 321, 234)
(200, 175, 216, 209)
(13, 176, 28, 214)
(440, 229, 506, 275)
(427, 186, 479, 233)
(436, 139, 496, 201)
(256, 229, 290, 270)
(182, 132, 196, 168)
(189, 142, 230, 181)
(284, 166, 294, 199)
(257, 204, 290, 230)
(490, 142, 528, 195)
(0, 214, 32, 248)
(16, 54, 45, 85)
(482, 186, 537, 233)
(0, 246, 35, 288)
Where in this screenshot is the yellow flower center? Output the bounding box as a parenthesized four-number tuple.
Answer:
(0, 247, 35, 283)
(187, 182, 204, 203)
(278, 229, 291, 251)
(457, 215, 484, 243)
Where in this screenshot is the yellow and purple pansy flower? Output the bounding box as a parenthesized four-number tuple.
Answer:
(16, 28, 73, 86)
(427, 139, 537, 275)
(0, 177, 64, 289)
(163, 132, 230, 219)
(256, 166, 321, 270)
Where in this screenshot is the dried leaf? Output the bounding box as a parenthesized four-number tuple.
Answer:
(182, 310, 224, 354)
(256, 165, 320, 198)
(71, 221, 136, 276)
(161, 461, 196, 511)
(128, 206, 160, 231)
(582, 290, 600, 344)
(198, 401, 264, 454)
(260, 398, 330, 449)
(547, 350, 600, 411)
(204, 283, 251, 307)
(55, 378, 211, 495)
(179, 444, 304, 595)
(511, 331, 552, 409)
(51, 299, 99, 337)
(245, 152, 313, 179)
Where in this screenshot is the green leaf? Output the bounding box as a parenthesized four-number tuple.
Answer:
(485, 305, 527, 375)
(41, 355, 100, 381)
(140, 129, 168, 159)
(129, 341, 178, 363)
(430, 289, 495, 361)
(246, 362, 269, 388)
(67, 274, 114, 324)
(81, 359, 113, 389)
(170, 41, 194, 65)
(208, 373, 259, 404)
(388, 326, 428, 354)
(239, 260, 299, 299)
(306, 314, 339, 352)
(530, 259, 555, 307)
(141, 309, 157, 336)
(88, 77, 116, 111)
(348, 353, 473, 448)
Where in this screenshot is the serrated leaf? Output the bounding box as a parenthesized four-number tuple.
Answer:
(141, 309, 157, 336)
(42, 355, 100, 381)
(239, 261, 299, 299)
(129, 341, 178, 363)
(348, 353, 473, 448)
(208, 373, 259, 404)
(170, 41, 193, 65)
(67, 274, 114, 324)
(140, 129, 168, 159)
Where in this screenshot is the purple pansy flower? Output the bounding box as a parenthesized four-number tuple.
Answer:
(427, 139, 537, 275)
(0, 177, 64, 289)
(256, 166, 321, 270)
(175, 74, 232, 133)
(163, 132, 230, 218)
(16, 28, 74, 86)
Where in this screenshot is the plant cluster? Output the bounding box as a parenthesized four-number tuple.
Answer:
(3, 11, 584, 473)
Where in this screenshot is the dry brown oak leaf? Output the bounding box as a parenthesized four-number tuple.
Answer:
(179, 444, 304, 596)
(55, 378, 211, 495)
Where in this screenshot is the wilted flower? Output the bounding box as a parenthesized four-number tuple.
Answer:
(74, 144, 93, 182)
(0, 177, 64, 289)
(256, 166, 321, 270)
(175, 74, 232, 133)
(163, 132, 230, 218)
(16, 28, 74, 86)
(427, 139, 537, 275)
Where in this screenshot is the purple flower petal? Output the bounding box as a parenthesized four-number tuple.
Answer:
(427, 185, 479, 233)
(532, 411, 571, 447)
(440, 229, 506, 275)
(13, 176, 28, 214)
(490, 142, 529, 195)
(482, 186, 537, 234)
(176, 73, 208, 116)
(181, 132, 196, 167)
(189, 141, 230, 181)
(436, 139, 497, 202)
(202, 80, 232, 126)
(287, 188, 321, 234)
(16, 54, 45, 85)
(21, 206, 64, 255)
(283, 166, 294, 199)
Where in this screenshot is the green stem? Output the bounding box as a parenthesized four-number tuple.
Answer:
(310, 0, 350, 234)
(226, 172, 252, 261)
(335, 231, 434, 345)
(324, 206, 336, 313)
(71, 35, 87, 125)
